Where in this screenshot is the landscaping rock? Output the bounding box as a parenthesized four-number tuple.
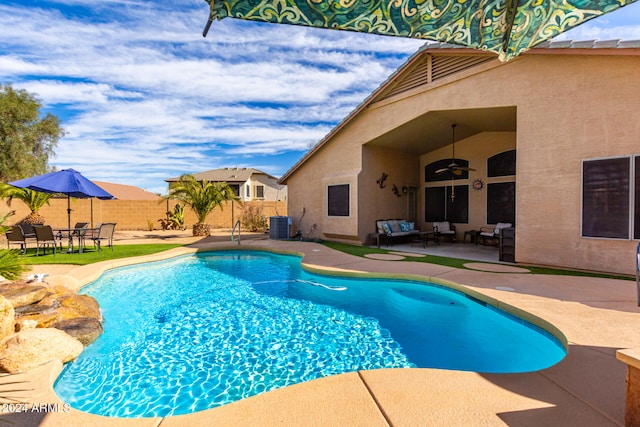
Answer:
(0, 285, 48, 308)
(16, 311, 60, 329)
(60, 295, 102, 320)
(14, 303, 56, 316)
(0, 328, 83, 374)
(17, 319, 37, 330)
(54, 317, 103, 345)
(0, 296, 15, 342)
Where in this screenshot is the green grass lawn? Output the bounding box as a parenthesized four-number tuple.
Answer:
(19, 239, 631, 281)
(21, 244, 184, 266)
(322, 241, 633, 281)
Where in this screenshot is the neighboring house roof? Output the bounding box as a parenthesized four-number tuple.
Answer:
(165, 167, 279, 183)
(92, 181, 161, 200)
(278, 39, 640, 184)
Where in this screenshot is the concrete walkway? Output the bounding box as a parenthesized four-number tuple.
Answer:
(2, 237, 639, 426)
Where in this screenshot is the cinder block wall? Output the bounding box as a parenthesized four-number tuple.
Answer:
(1, 198, 287, 231)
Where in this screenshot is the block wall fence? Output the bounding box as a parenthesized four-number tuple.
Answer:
(1, 198, 287, 231)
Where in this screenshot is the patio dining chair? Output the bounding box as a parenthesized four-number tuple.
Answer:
(33, 225, 61, 256)
(71, 222, 89, 252)
(5, 226, 29, 254)
(18, 223, 41, 239)
(90, 222, 116, 252)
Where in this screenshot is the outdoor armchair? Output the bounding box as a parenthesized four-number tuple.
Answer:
(479, 222, 512, 246)
(433, 221, 456, 242)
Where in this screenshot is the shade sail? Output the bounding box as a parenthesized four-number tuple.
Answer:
(204, 0, 637, 61)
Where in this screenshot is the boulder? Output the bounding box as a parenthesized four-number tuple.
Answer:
(50, 285, 75, 298)
(35, 295, 62, 309)
(16, 311, 60, 329)
(14, 303, 56, 316)
(0, 285, 48, 308)
(54, 317, 103, 345)
(16, 319, 37, 331)
(60, 295, 102, 320)
(0, 328, 83, 374)
(0, 296, 15, 341)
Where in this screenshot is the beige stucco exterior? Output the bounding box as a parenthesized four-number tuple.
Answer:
(242, 173, 287, 202)
(282, 45, 640, 275)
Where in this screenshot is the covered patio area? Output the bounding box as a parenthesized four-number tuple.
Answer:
(369, 240, 502, 263)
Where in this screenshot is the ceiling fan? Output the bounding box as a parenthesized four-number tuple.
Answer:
(435, 124, 476, 175)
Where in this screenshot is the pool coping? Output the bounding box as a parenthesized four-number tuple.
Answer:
(1, 239, 639, 426)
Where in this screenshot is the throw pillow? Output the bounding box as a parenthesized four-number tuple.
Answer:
(399, 222, 410, 232)
(381, 223, 392, 235)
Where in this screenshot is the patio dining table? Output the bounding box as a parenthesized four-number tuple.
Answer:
(55, 227, 93, 254)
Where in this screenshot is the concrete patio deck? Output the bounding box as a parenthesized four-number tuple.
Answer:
(1, 234, 639, 426)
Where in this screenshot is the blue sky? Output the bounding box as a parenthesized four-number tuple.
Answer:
(2, 1, 639, 195)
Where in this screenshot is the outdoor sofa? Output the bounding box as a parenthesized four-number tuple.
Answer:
(375, 219, 421, 247)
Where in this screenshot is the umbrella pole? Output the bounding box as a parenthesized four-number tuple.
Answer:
(67, 196, 73, 253)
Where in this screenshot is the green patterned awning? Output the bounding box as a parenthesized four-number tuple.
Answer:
(204, 0, 637, 61)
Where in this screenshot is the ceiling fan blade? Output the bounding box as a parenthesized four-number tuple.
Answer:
(452, 166, 477, 172)
(434, 168, 449, 174)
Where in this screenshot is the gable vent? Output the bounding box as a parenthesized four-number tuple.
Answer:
(432, 54, 493, 80)
(379, 54, 494, 100)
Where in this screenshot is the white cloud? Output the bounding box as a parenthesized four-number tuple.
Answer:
(2, 1, 638, 195)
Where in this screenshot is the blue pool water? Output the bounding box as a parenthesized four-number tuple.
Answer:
(54, 251, 566, 418)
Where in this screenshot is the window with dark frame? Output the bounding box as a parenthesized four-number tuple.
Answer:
(425, 185, 468, 223)
(487, 150, 516, 177)
(328, 184, 349, 217)
(582, 157, 631, 239)
(425, 187, 446, 221)
(256, 185, 264, 199)
(229, 184, 240, 197)
(487, 182, 515, 225)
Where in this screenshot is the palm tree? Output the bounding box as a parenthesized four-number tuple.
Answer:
(167, 174, 238, 236)
(0, 184, 53, 224)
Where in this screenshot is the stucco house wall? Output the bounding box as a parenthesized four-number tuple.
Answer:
(282, 44, 640, 275)
(286, 128, 363, 241)
(166, 167, 286, 203)
(246, 174, 287, 202)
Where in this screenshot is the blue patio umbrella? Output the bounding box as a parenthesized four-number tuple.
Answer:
(9, 169, 114, 249)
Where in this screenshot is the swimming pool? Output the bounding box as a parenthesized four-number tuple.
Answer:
(54, 250, 566, 418)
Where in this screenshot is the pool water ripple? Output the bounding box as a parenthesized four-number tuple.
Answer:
(54, 251, 565, 418)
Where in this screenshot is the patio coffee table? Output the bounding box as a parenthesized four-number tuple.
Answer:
(412, 231, 437, 248)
